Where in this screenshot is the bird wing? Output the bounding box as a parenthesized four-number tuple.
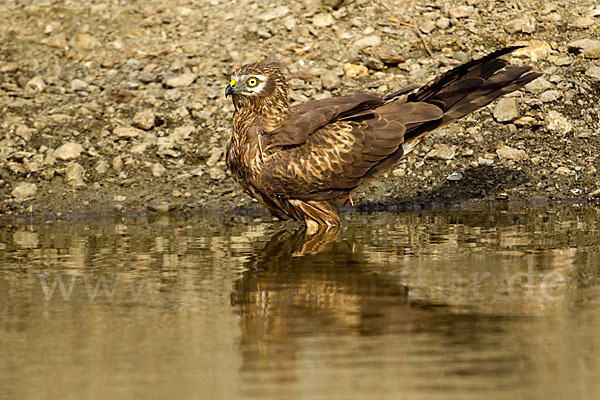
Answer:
(264, 93, 384, 148)
(257, 100, 443, 200)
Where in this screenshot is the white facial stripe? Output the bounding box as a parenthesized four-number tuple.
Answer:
(232, 74, 268, 95)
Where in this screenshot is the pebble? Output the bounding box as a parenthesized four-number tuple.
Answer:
(283, 15, 296, 31)
(505, 16, 536, 34)
(112, 156, 124, 172)
(524, 77, 553, 92)
(419, 20, 436, 34)
(588, 188, 600, 198)
(546, 110, 572, 134)
(114, 125, 143, 139)
(16, 125, 33, 142)
(11, 182, 37, 199)
(133, 109, 156, 130)
(163, 73, 197, 88)
(447, 172, 464, 181)
(313, 13, 334, 27)
(54, 142, 84, 160)
(586, 66, 600, 80)
(448, 6, 475, 19)
(170, 125, 194, 142)
(26, 76, 47, 91)
(209, 166, 226, 180)
(426, 144, 455, 160)
(478, 157, 494, 166)
(344, 63, 368, 77)
(573, 16, 595, 28)
(493, 98, 519, 122)
(539, 90, 561, 103)
(496, 145, 528, 160)
(148, 202, 174, 213)
(321, 70, 341, 90)
(70, 79, 89, 91)
(436, 17, 450, 30)
(513, 40, 551, 61)
(150, 162, 166, 177)
(554, 166, 575, 176)
(65, 162, 85, 187)
(353, 35, 381, 50)
(70, 33, 100, 51)
(568, 39, 600, 59)
(258, 6, 289, 21)
(95, 160, 109, 174)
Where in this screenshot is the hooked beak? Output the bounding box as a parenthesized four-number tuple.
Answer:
(225, 79, 237, 97)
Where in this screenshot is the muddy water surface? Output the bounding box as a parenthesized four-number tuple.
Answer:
(1, 205, 599, 399)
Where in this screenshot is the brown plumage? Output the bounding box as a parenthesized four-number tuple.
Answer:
(225, 46, 541, 233)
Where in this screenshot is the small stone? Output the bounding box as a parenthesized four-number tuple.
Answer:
(513, 40, 551, 61)
(496, 145, 528, 160)
(447, 172, 464, 181)
(436, 17, 450, 29)
(1, 63, 18, 73)
(546, 110, 572, 134)
(114, 195, 126, 202)
(172, 189, 182, 198)
(551, 56, 573, 66)
(344, 63, 368, 77)
(112, 156, 123, 171)
(95, 159, 109, 174)
(283, 15, 296, 31)
(419, 20, 436, 34)
(149, 203, 174, 213)
(524, 77, 553, 92)
(478, 157, 494, 166)
(114, 125, 143, 139)
(54, 142, 84, 160)
(164, 73, 197, 87)
(209, 166, 226, 180)
(377, 51, 404, 65)
(150, 162, 166, 177)
(448, 6, 475, 19)
(568, 39, 600, 59)
(353, 35, 381, 50)
(505, 15, 536, 34)
(321, 70, 341, 90)
(70, 79, 89, 91)
(133, 109, 156, 130)
(313, 13, 334, 27)
(65, 162, 85, 187)
(366, 58, 384, 70)
(539, 90, 561, 103)
(554, 166, 575, 176)
(70, 33, 100, 51)
(26, 76, 47, 91)
(130, 143, 149, 154)
(573, 16, 595, 28)
(494, 98, 519, 122)
(258, 5, 289, 21)
(514, 116, 536, 126)
(11, 182, 37, 199)
(585, 66, 600, 80)
(588, 188, 600, 198)
(170, 126, 194, 142)
(426, 144, 455, 160)
(15, 125, 33, 142)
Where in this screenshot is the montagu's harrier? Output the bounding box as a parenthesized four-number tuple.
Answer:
(225, 46, 540, 233)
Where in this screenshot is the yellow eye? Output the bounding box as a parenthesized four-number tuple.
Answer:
(247, 77, 258, 87)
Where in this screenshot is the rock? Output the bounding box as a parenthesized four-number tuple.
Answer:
(546, 110, 572, 134)
(112, 156, 123, 171)
(496, 145, 528, 160)
(419, 20, 436, 34)
(426, 144, 455, 160)
(258, 6, 289, 21)
(209, 166, 226, 180)
(70, 79, 89, 91)
(494, 98, 519, 122)
(568, 39, 600, 59)
(65, 162, 85, 187)
(478, 157, 494, 166)
(133, 109, 156, 130)
(377, 51, 404, 64)
(130, 143, 149, 154)
(11, 182, 37, 199)
(588, 188, 600, 198)
(26, 76, 47, 91)
(313, 13, 334, 27)
(114, 195, 126, 202)
(551, 56, 573, 66)
(70, 33, 100, 51)
(365, 58, 384, 70)
(114, 125, 143, 139)
(94, 159, 109, 174)
(163, 73, 197, 87)
(448, 6, 475, 19)
(206, 148, 222, 167)
(150, 162, 166, 177)
(447, 172, 464, 181)
(573, 16, 595, 28)
(554, 166, 575, 176)
(513, 40, 551, 61)
(539, 90, 561, 103)
(0, 63, 18, 73)
(514, 116, 536, 126)
(15, 125, 33, 141)
(436, 17, 450, 29)
(148, 202, 174, 213)
(505, 15, 536, 34)
(586, 66, 600, 80)
(524, 77, 553, 92)
(283, 15, 296, 31)
(344, 63, 368, 77)
(321, 70, 341, 90)
(353, 35, 381, 50)
(54, 142, 84, 160)
(170, 125, 194, 142)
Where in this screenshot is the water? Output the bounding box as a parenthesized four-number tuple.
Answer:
(1, 205, 599, 399)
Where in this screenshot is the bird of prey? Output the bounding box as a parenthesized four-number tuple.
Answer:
(225, 46, 541, 233)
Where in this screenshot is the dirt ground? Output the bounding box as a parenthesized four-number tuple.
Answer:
(1, 0, 599, 223)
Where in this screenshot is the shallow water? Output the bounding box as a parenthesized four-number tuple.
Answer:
(1, 205, 599, 399)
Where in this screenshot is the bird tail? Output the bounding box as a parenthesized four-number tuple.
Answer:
(401, 46, 542, 143)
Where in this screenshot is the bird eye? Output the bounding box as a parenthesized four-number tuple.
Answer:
(247, 77, 258, 87)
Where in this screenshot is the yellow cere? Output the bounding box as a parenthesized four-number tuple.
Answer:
(229, 79, 236, 87)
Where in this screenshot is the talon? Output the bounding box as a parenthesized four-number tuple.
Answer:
(347, 193, 354, 207)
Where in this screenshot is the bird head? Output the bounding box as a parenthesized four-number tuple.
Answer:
(225, 63, 288, 110)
